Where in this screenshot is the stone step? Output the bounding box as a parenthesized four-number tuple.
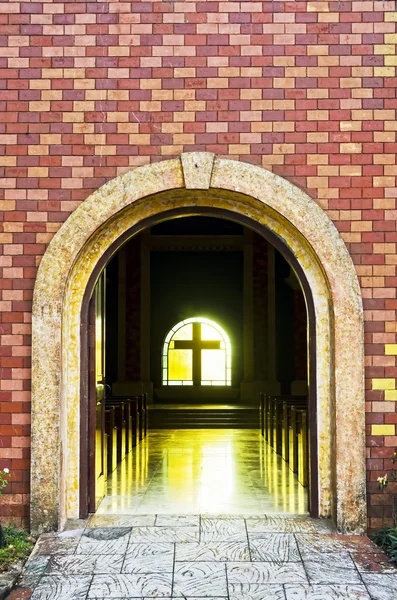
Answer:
(149, 406, 259, 429)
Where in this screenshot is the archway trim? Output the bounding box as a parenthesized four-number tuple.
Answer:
(31, 153, 366, 534)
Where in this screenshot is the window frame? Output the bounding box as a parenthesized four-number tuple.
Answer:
(162, 316, 232, 386)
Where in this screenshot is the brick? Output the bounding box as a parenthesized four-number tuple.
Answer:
(0, 0, 395, 531)
(372, 378, 396, 390)
(371, 424, 396, 436)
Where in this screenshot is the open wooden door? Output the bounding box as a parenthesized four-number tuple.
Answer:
(88, 270, 107, 512)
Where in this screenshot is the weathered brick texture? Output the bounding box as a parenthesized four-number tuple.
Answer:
(1, 0, 397, 530)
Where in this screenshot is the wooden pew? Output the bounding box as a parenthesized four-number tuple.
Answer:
(268, 395, 280, 449)
(138, 394, 147, 439)
(264, 394, 272, 443)
(107, 397, 137, 455)
(133, 395, 144, 441)
(273, 398, 284, 455)
(280, 397, 307, 462)
(297, 409, 309, 487)
(106, 399, 126, 464)
(262, 393, 309, 487)
(264, 395, 306, 454)
(261, 394, 278, 446)
(104, 407, 118, 474)
(259, 392, 265, 437)
(143, 393, 149, 437)
(129, 397, 139, 448)
(289, 407, 309, 487)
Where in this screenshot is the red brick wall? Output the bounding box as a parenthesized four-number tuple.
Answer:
(1, 0, 397, 530)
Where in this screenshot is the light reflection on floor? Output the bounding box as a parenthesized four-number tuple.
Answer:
(96, 430, 308, 516)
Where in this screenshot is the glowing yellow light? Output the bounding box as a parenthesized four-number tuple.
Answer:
(173, 323, 193, 341)
(201, 323, 222, 341)
(202, 349, 225, 381)
(162, 317, 232, 386)
(168, 349, 193, 382)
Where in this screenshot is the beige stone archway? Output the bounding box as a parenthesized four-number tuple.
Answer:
(31, 153, 366, 534)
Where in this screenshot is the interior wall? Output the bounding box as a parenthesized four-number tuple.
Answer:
(105, 258, 119, 388)
(125, 236, 141, 382)
(150, 250, 244, 390)
(106, 226, 307, 399)
(252, 233, 268, 383)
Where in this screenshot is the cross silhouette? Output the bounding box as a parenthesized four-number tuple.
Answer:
(173, 322, 221, 385)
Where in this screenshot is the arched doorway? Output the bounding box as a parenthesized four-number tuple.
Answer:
(31, 153, 366, 534)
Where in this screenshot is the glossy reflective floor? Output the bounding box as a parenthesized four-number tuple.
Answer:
(96, 430, 308, 516)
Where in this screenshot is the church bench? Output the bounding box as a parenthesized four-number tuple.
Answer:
(132, 394, 146, 441)
(105, 399, 127, 464)
(104, 407, 118, 474)
(143, 392, 149, 436)
(261, 395, 307, 484)
(297, 409, 309, 487)
(289, 406, 309, 487)
(106, 397, 138, 454)
(259, 392, 267, 438)
(280, 398, 307, 462)
(260, 393, 271, 442)
(260, 394, 307, 455)
(266, 395, 305, 451)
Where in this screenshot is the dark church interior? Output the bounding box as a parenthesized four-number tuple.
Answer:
(92, 216, 310, 516)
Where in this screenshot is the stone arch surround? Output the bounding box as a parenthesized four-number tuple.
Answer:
(31, 153, 366, 534)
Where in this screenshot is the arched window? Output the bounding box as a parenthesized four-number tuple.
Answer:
(162, 317, 232, 386)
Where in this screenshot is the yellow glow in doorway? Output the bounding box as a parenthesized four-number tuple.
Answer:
(162, 317, 232, 386)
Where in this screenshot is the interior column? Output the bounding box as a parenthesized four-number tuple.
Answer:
(140, 229, 152, 402)
(267, 245, 281, 395)
(117, 247, 127, 383)
(241, 229, 254, 402)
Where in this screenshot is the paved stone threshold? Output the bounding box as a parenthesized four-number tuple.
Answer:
(6, 515, 397, 600)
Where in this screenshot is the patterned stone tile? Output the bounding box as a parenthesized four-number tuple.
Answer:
(76, 528, 131, 555)
(201, 515, 250, 521)
(34, 537, 79, 556)
(249, 533, 300, 562)
(303, 553, 362, 585)
(169, 597, 228, 600)
(87, 514, 156, 528)
(361, 573, 397, 600)
(175, 541, 250, 562)
(87, 573, 173, 598)
(129, 526, 199, 543)
(173, 562, 228, 597)
(63, 520, 88, 532)
(228, 583, 286, 599)
(30, 575, 92, 600)
(23, 554, 51, 577)
(155, 514, 200, 527)
(310, 519, 337, 534)
(123, 543, 174, 573)
(352, 552, 397, 574)
(295, 534, 379, 558)
(82, 527, 131, 541)
(47, 554, 124, 575)
(284, 584, 371, 599)
(58, 529, 85, 540)
(226, 562, 307, 584)
(246, 517, 316, 534)
(200, 518, 247, 542)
